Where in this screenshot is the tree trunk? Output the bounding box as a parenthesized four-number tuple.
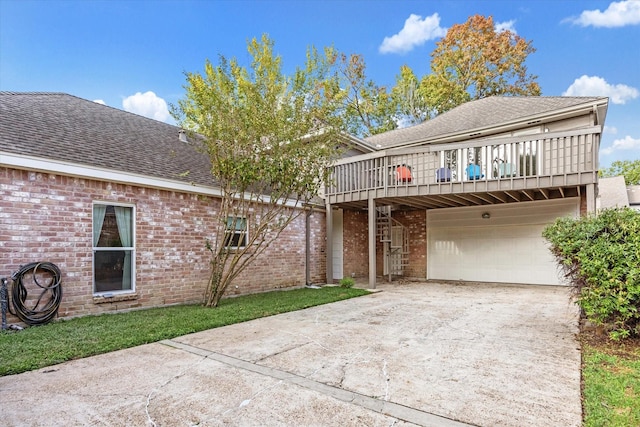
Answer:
(204, 257, 228, 307)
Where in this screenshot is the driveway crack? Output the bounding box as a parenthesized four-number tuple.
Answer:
(144, 356, 207, 427)
(160, 339, 474, 427)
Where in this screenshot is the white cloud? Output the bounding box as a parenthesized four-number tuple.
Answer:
(495, 20, 517, 34)
(93, 99, 106, 105)
(604, 125, 618, 134)
(562, 75, 639, 104)
(379, 13, 447, 54)
(122, 91, 171, 122)
(601, 135, 640, 155)
(567, 1, 640, 28)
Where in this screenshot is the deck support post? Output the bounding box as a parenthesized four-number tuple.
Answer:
(586, 183, 596, 214)
(368, 197, 377, 289)
(325, 201, 333, 284)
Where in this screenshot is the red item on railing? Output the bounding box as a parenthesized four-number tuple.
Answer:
(395, 165, 412, 183)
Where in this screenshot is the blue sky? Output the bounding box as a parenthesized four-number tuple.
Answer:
(1, 0, 639, 168)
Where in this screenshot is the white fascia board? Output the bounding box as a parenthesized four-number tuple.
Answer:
(333, 150, 388, 166)
(1, 151, 224, 197)
(0, 152, 310, 208)
(300, 123, 377, 153)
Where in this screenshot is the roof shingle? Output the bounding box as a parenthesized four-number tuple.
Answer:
(0, 92, 215, 187)
(365, 96, 607, 148)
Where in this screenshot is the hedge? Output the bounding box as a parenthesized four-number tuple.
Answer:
(543, 208, 640, 340)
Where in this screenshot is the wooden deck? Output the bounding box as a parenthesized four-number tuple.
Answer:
(326, 126, 601, 209)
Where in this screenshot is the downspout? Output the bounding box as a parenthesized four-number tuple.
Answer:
(305, 206, 312, 286)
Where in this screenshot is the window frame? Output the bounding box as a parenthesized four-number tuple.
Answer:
(92, 202, 136, 296)
(224, 216, 248, 249)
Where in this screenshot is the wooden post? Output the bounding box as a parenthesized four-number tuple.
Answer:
(368, 197, 376, 289)
(305, 207, 311, 286)
(325, 201, 333, 284)
(587, 183, 596, 214)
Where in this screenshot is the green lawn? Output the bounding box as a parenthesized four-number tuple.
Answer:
(0, 286, 369, 376)
(582, 332, 640, 427)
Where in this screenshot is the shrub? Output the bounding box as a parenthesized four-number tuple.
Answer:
(543, 208, 640, 340)
(339, 277, 355, 288)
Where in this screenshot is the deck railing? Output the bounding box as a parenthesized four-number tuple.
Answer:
(326, 126, 600, 199)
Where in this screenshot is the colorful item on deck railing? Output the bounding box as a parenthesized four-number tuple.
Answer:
(466, 164, 484, 180)
(436, 167, 452, 182)
(395, 165, 412, 183)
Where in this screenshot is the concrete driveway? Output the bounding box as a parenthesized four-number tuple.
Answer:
(0, 282, 581, 426)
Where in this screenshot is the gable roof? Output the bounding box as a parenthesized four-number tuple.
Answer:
(0, 92, 215, 188)
(366, 96, 609, 148)
(597, 176, 630, 210)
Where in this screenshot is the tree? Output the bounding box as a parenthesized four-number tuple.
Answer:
(172, 35, 344, 307)
(392, 65, 433, 126)
(600, 159, 640, 185)
(419, 14, 540, 115)
(333, 53, 397, 137)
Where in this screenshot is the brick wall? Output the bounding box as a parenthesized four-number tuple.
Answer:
(223, 208, 327, 295)
(306, 208, 327, 284)
(0, 167, 325, 323)
(342, 209, 368, 279)
(341, 208, 427, 280)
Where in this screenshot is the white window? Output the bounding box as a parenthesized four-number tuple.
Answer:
(224, 216, 247, 248)
(93, 203, 135, 294)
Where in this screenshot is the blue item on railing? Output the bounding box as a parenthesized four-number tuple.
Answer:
(498, 162, 516, 178)
(466, 164, 484, 180)
(436, 167, 452, 182)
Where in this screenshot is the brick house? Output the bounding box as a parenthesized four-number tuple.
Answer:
(0, 92, 343, 322)
(1, 92, 609, 323)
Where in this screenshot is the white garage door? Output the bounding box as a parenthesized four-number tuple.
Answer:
(427, 199, 579, 285)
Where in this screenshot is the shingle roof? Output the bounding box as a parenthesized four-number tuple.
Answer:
(0, 92, 215, 187)
(1, 93, 608, 185)
(598, 176, 629, 209)
(365, 96, 608, 148)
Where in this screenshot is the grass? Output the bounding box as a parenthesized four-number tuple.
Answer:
(581, 330, 640, 427)
(0, 286, 369, 376)
(4, 285, 639, 426)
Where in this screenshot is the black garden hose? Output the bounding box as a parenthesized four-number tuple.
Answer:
(10, 262, 62, 326)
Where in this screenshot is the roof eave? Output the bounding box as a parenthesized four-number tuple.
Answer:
(1, 150, 221, 197)
(341, 132, 377, 152)
(381, 97, 609, 150)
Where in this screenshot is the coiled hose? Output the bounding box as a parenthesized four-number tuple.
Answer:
(10, 262, 63, 326)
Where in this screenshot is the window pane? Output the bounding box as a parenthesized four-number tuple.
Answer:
(96, 206, 122, 247)
(94, 250, 132, 292)
(93, 204, 134, 293)
(224, 231, 246, 248)
(224, 216, 247, 248)
(232, 232, 245, 247)
(113, 206, 133, 247)
(226, 216, 246, 230)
